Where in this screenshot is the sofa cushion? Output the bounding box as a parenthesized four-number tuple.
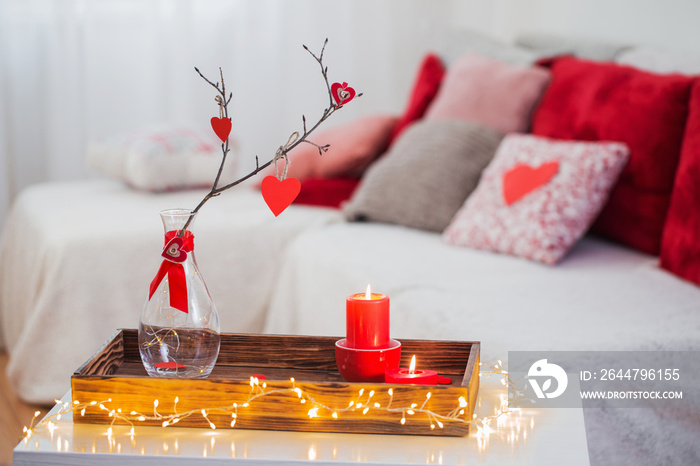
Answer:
(441, 29, 541, 65)
(388, 53, 446, 145)
(515, 32, 630, 62)
(86, 126, 234, 192)
(531, 56, 695, 255)
(424, 53, 551, 134)
(293, 178, 361, 209)
(261, 115, 398, 183)
(343, 120, 503, 232)
(660, 80, 700, 285)
(616, 45, 700, 75)
(443, 134, 629, 265)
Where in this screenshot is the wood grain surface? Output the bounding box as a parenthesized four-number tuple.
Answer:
(72, 330, 479, 436)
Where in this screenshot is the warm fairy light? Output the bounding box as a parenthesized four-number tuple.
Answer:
(365, 284, 371, 300)
(22, 362, 521, 443)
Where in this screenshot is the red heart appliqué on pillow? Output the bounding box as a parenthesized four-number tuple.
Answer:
(331, 82, 356, 106)
(162, 237, 188, 263)
(503, 161, 559, 205)
(261, 176, 301, 217)
(210, 117, 232, 142)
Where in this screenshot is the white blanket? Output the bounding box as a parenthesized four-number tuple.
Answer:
(0, 180, 342, 403)
(264, 222, 700, 356)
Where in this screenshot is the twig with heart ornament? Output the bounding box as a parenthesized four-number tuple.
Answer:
(179, 38, 361, 235)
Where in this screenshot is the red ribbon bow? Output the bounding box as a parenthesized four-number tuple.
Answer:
(148, 230, 194, 313)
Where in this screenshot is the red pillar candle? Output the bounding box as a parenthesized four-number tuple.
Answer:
(346, 285, 390, 349)
(385, 355, 439, 385)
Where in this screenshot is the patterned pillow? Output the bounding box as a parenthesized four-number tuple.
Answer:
(443, 134, 630, 265)
(86, 126, 234, 192)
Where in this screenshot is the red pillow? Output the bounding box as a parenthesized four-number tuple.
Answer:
(293, 178, 361, 209)
(661, 80, 700, 285)
(388, 53, 445, 145)
(257, 115, 398, 183)
(532, 56, 694, 255)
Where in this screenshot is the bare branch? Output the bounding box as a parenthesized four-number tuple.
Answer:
(183, 40, 358, 231)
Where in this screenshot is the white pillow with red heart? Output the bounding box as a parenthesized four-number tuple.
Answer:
(442, 134, 629, 265)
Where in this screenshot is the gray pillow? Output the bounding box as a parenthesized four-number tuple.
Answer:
(343, 120, 503, 232)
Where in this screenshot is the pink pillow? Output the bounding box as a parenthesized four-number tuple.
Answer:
(443, 134, 629, 265)
(259, 115, 398, 183)
(425, 53, 551, 134)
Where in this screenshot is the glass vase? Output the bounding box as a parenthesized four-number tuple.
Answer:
(139, 209, 220, 378)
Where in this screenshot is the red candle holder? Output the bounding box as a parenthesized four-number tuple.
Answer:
(384, 367, 439, 385)
(335, 338, 401, 383)
(384, 355, 439, 385)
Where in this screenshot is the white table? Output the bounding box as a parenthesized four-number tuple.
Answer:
(13, 376, 589, 465)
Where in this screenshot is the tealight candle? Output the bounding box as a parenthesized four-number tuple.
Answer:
(385, 355, 438, 385)
(346, 284, 390, 349)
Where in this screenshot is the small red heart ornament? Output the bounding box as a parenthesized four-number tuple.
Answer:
(331, 82, 356, 106)
(210, 117, 232, 142)
(503, 161, 560, 206)
(261, 176, 301, 217)
(154, 361, 186, 369)
(162, 237, 187, 263)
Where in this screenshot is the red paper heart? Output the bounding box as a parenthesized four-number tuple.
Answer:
(503, 161, 559, 206)
(162, 237, 187, 263)
(154, 361, 186, 369)
(211, 117, 232, 142)
(331, 82, 356, 106)
(261, 176, 301, 217)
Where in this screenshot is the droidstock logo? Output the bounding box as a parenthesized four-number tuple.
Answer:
(527, 359, 568, 399)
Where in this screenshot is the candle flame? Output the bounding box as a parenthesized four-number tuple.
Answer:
(365, 284, 371, 300)
(409, 355, 416, 374)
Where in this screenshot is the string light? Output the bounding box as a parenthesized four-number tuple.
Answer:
(23, 363, 520, 440)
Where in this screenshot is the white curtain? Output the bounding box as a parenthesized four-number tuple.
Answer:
(0, 0, 468, 229)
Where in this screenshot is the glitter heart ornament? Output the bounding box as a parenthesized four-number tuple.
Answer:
(331, 82, 356, 106)
(261, 176, 301, 216)
(161, 236, 188, 263)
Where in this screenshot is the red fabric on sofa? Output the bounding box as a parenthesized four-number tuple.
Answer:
(532, 56, 695, 255)
(293, 178, 361, 208)
(388, 53, 445, 145)
(661, 80, 700, 285)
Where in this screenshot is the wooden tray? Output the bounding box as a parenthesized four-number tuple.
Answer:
(71, 329, 480, 436)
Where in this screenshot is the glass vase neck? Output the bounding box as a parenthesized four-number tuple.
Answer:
(160, 209, 197, 234)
